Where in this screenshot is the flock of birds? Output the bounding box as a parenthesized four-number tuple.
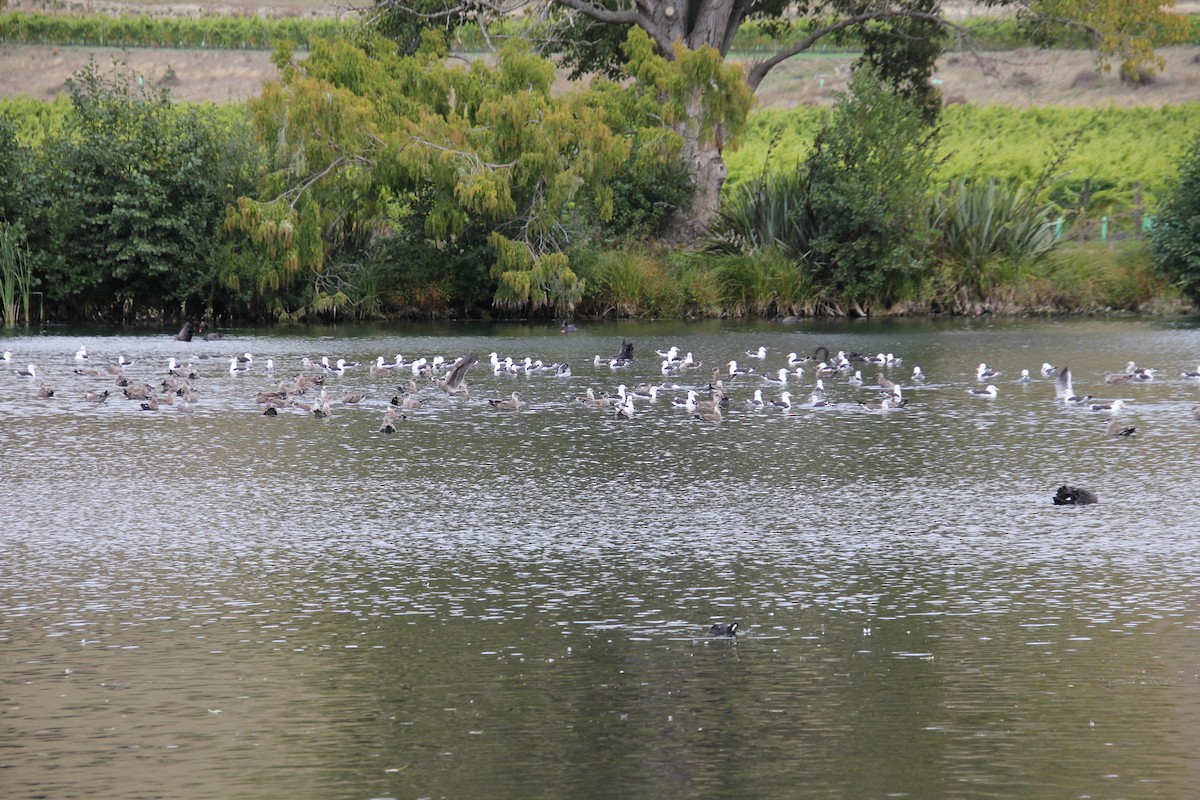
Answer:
(5, 338, 1200, 437)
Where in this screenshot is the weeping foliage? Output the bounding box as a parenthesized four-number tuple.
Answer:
(489, 232, 582, 316)
(231, 29, 632, 317)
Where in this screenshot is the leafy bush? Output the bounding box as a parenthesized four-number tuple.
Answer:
(1152, 132, 1200, 304)
(802, 67, 939, 312)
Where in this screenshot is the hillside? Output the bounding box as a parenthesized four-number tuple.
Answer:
(2, 0, 1200, 107)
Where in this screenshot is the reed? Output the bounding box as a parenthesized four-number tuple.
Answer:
(0, 224, 34, 328)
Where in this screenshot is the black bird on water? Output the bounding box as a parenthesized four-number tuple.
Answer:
(708, 622, 739, 637)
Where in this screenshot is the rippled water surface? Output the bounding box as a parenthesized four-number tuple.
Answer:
(4, 317, 1200, 799)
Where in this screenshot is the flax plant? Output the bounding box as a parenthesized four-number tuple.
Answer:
(933, 178, 1058, 307)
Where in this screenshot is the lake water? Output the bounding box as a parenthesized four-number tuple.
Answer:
(3, 316, 1200, 799)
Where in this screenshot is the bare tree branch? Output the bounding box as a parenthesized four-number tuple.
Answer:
(745, 10, 964, 90)
(404, 135, 520, 170)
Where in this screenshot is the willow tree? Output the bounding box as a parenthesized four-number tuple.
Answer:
(366, 0, 1186, 239)
(229, 30, 631, 317)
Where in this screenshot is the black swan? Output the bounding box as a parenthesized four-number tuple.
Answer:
(1053, 486, 1098, 506)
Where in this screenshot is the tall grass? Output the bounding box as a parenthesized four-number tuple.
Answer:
(581, 248, 675, 317)
(0, 224, 34, 327)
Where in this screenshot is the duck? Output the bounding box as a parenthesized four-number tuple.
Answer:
(37, 384, 55, 398)
(976, 363, 1001, 381)
(708, 622, 738, 637)
(967, 384, 999, 398)
(560, 320, 578, 334)
(85, 389, 110, 403)
(874, 372, 896, 391)
(488, 391, 522, 411)
(341, 392, 367, 404)
(694, 405, 723, 423)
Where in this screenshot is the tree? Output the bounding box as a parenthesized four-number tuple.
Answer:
(229, 30, 634, 318)
(43, 61, 261, 321)
(804, 67, 939, 313)
(1152, 132, 1200, 306)
(368, 0, 1186, 238)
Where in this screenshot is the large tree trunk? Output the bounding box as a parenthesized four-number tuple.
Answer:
(662, 106, 727, 245)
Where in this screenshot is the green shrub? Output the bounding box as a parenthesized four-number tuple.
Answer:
(1152, 132, 1200, 305)
(803, 67, 938, 312)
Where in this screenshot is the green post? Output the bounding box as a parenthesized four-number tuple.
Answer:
(1101, 216, 1108, 241)
(1054, 216, 1063, 240)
